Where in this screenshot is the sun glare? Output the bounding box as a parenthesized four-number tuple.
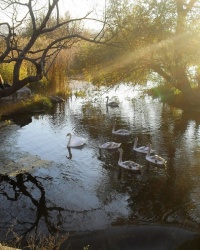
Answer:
(88, 31, 192, 82)
(60, 0, 106, 30)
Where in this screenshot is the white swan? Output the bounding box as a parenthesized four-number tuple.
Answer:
(106, 96, 119, 107)
(66, 133, 86, 148)
(146, 144, 167, 165)
(112, 120, 131, 136)
(99, 141, 121, 150)
(99, 141, 121, 157)
(133, 137, 156, 154)
(118, 148, 142, 173)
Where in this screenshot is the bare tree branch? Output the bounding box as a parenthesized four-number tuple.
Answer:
(0, 0, 109, 98)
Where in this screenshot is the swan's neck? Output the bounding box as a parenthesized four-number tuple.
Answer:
(133, 139, 137, 149)
(106, 97, 109, 105)
(67, 134, 72, 146)
(112, 121, 116, 132)
(118, 150, 123, 163)
(147, 145, 151, 156)
(67, 146, 72, 159)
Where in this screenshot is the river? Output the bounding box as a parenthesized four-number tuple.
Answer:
(0, 81, 200, 249)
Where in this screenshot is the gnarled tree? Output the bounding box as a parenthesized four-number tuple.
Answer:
(76, 0, 200, 106)
(110, 0, 200, 105)
(0, 0, 108, 98)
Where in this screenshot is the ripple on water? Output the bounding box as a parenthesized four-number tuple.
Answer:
(1, 83, 200, 238)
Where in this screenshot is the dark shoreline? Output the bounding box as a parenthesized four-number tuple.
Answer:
(66, 224, 200, 250)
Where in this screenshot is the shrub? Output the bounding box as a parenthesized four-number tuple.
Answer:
(22, 94, 52, 111)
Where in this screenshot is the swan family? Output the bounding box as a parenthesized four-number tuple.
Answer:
(67, 132, 166, 169)
(66, 95, 167, 170)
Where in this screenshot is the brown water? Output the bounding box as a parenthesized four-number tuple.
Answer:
(0, 82, 200, 248)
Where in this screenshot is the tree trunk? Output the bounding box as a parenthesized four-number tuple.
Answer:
(150, 63, 200, 106)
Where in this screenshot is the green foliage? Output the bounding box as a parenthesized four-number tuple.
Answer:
(70, 0, 200, 103)
(19, 61, 28, 80)
(47, 50, 71, 95)
(147, 84, 184, 106)
(0, 49, 71, 96)
(74, 90, 86, 97)
(28, 76, 49, 94)
(71, 40, 149, 86)
(0, 61, 29, 84)
(0, 63, 15, 83)
(22, 94, 52, 111)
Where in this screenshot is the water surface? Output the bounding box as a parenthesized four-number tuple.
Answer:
(0, 81, 200, 247)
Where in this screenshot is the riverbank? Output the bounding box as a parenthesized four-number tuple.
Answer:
(1, 224, 200, 250)
(0, 244, 20, 250)
(66, 224, 200, 250)
(147, 84, 200, 112)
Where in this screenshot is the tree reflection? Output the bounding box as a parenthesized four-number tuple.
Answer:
(1, 113, 32, 127)
(0, 172, 65, 240)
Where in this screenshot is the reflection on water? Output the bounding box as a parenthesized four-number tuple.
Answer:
(0, 82, 200, 244)
(0, 172, 64, 238)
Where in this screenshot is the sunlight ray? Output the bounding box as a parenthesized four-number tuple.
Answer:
(88, 31, 192, 81)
